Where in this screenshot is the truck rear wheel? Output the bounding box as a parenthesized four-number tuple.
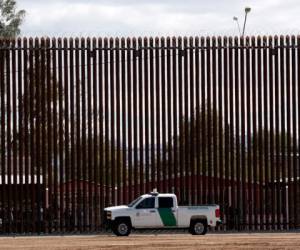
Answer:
(112, 219, 131, 236)
(189, 220, 207, 235)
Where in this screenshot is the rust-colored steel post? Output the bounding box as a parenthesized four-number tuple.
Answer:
(292, 35, 298, 229)
(57, 38, 64, 232)
(250, 37, 258, 230)
(212, 37, 218, 207)
(234, 36, 241, 230)
(257, 36, 263, 230)
(155, 37, 161, 193)
(200, 37, 207, 204)
(268, 36, 275, 230)
(228, 37, 235, 219)
(23, 38, 30, 233)
(161, 37, 167, 193)
(149, 37, 156, 192)
(75, 37, 82, 232)
(195, 37, 201, 205)
(121, 38, 127, 204)
(6, 39, 12, 234)
(11, 39, 17, 233)
(274, 36, 281, 229)
(109, 38, 116, 205)
(92, 37, 99, 230)
(245, 36, 252, 230)
(166, 37, 173, 194)
(132, 38, 138, 198)
(116, 38, 122, 204)
(217, 37, 223, 224)
(161, 36, 167, 194)
(0, 39, 5, 234)
(41, 38, 47, 233)
(240, 37, 246, 230)
(285, 35, 292, 229)
(206, 37, 212, 205)
(279, 36, 287, 230)
(172, 37, 179, 197)
(183, 37, 189, 203)
(178, 37, 184, 202)
(144, 37, 150, 193)
(138, 37, 144, 195)
(69, 38, 76, 231)
(81, 38, 88, 230)
(17, 37, 24, 233)
(262, 36, 269, 230)
(189, 37, 195, 204)
(98, 38, 104, 223)
(104, 38, 110, 207)
(297, 35, 300, 230)
(63, 38, 70, 232)
(28, 37, 36, 233)
(87, 37, 93, 231)
(223, 36, 229, 228)
(126, 38, 133, 202)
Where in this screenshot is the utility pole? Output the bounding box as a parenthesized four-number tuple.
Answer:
(242, 7, 251, 36)
(233, 16, 241, 36)
(233, 7, 251, 37)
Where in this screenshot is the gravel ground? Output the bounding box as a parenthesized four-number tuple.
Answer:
(0, 233, 299, 250)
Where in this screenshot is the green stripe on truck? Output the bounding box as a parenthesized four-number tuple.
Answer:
(158, 208, 177, 226)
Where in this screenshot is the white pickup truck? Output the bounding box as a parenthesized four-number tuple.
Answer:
(104, 192, 221, 236)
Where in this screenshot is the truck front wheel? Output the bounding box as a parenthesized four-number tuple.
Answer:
(189, 220, 207, 235)
(112, 219, 131, 236)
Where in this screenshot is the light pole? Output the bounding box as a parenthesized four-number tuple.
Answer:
(233, 16, 241, 36)
(242, 7, 251, 36)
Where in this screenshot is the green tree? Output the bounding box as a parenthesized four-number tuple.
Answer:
(0, 0, 25, 38)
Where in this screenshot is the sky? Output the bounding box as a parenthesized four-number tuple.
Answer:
(17, 0, 300, 37)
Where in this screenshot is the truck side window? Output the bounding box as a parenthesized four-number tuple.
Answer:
(136, 197, 155, 209)
(159, 197, 173, 208)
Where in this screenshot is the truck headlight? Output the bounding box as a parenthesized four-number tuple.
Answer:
(107, 211, 112, 219)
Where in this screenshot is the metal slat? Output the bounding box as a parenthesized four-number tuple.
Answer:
(240, 37, 246, 230)
(144, 38, 150, 193)
(126, 38, 133, 202)
(87, 38, 93, 231)
(172, 37, 179, 197)
(285, 35, 292, 229)
(183, 37, 189, 203)
(138, 38, 144, 195)
(257, 36, 263, 230)
(245, 37, 252, 230)
(234, 37, 241, 230)
(280, 36, 287, 230)
(223, 37, 229, 228)
(109, 38, 115, 205)
(161, 37, 166, 193)
(189, 37, 195, 204)
(69, 38, 76, 232)
(166, 37, 173, 194)
(155, 38, 161, 193)
(200, 37, 206, 205)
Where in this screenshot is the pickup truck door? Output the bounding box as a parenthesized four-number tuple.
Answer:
(157, 197, 177, 227)
(133, 197, 161, 228)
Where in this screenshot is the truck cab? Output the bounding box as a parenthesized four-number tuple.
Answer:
(104, 192, 221, 236)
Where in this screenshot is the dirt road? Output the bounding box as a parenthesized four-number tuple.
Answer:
(0, 233, 299, 250)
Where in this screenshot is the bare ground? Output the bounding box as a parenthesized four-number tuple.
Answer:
(0, 233, 299, 250)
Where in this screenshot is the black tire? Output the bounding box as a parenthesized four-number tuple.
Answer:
(189, 220, 207, 235)
(112, 220, 131, 236)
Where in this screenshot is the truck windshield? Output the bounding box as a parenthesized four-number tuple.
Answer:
(128, 196, 143, 207)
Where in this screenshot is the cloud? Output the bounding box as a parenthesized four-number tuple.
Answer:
(17, 0, 300, 37)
